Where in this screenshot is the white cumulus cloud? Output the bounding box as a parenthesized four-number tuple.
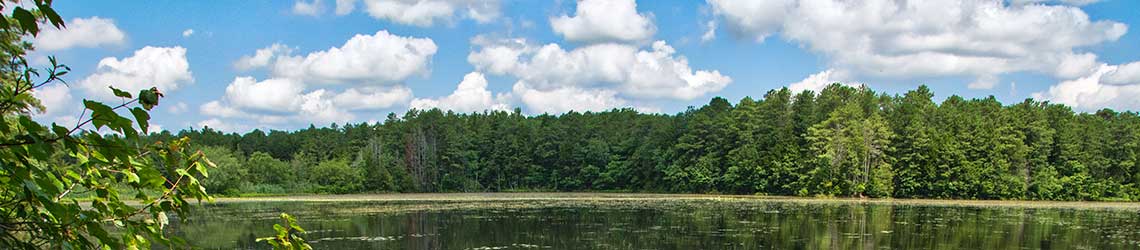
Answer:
(210, 30, 437, 130)
(293, 0, 323, 16)
(167, 102, 189, 114)
(512, 82, 628, 114)
(1102, 61, 1140, 85)
(270, 30, 437, 85)
(31, 84, 73, 117)
(1010, 0, 1101, 6)
(297, 89, 356, 125)
(358, 0, 501, 27)
(700, 21, 717, 43)
(469, 38, 730, 101)
(335, 0, 357, 15)
(709, 0, 1128, 89)
(201, 77, 411, 129)
(332, 86, 414, 111)
(78, 46, 193, 101)
(222, 77, 307, 113)
(468, 36, 729, 113)
(1034, 62, 1140, 111)
(789, 69, 859, 93)
(234, 43, 293, 70)
(410, 72, 510, 112)
(197, 118, 253, 132)
(34, 17, 126, 51)
(707, 0, 793, 42)
(551, 0, 656, 43)
(199, 100, 250, 118)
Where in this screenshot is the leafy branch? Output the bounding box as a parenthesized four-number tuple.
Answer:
(257, 213, 313, 250)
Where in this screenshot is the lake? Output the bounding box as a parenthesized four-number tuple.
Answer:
(168, 193, 1140, 249)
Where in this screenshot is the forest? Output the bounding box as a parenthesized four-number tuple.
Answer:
(156, 84, 1140, 201)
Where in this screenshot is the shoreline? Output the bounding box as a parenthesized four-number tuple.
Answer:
(205, 192, 1140, 210)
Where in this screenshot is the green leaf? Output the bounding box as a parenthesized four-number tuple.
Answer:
(193, 162, 208, 178)
(133, 234, 148, 248)
(137, 167, 165, 187)
(52, 124, 70, 137)
(110, 87, 132, 99)
(202, 156, 217, 168)
(86, 221, 112, 245)
(139, 88, 162, 110)
(18, 115, 44, 134)
(125, 172, 139, 184)
(39, 4, 66, 29)
(130, 107, 150, 134)
(157, 212, 169, 229)
(175, 168, 190, 177)
(83, 100, 116, 130)
(273, 224, 287, 237)
(12, 7, 38, 35)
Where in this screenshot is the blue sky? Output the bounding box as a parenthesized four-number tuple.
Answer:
(27, 0, 1140, 132)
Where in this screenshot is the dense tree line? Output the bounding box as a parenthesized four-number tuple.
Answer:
(162, 84, 1140, 201)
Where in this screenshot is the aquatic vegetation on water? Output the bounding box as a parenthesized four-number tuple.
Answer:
(171, 194, 1140, 250)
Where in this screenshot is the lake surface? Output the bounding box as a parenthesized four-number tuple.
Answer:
(169, 194, 1140, 249)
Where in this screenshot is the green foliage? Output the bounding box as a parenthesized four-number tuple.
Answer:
(160, 82, 1140, 202)
(200, 146, 246, 196)
(355, 137, 396, 191)
(0, 1, 64, 38)
(308, 159, 363, 194)
(0, 4, 222, 248)
(246, 152, 294, 186)
(804, 91, 894, 197)
(257, 213, 312, 250)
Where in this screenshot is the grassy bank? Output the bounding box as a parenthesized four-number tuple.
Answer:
(206, 192, 1140, 210)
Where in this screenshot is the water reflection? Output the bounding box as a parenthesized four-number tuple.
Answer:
(167, 199, 1140, 249)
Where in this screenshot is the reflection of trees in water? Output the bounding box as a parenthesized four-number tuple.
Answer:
(404, 212, 440, 249)
(166, 201, 1140, 250)
(236, 232, 258, 249)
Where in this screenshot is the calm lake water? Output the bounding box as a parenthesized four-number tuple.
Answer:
(169, 194, 1140, 249)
